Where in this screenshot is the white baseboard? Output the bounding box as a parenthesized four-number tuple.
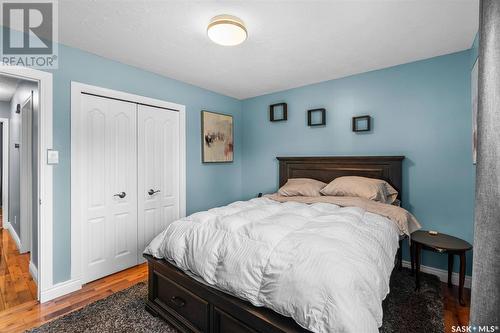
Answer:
(402, 260, 472, 288)
(4, 221, 22, 251)
(29, 261, 38, 285)
(40, 279, 82, 303)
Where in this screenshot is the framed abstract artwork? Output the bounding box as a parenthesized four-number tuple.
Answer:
(201, 110, 234, 163)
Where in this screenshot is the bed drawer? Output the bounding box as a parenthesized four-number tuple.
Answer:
(152, 271, 209, 332)
(214, 307, 259, 333)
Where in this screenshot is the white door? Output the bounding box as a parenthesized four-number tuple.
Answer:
(137, 104, 180, 261)
(20, 95, 33, 254)
(80, 94, 138, 283)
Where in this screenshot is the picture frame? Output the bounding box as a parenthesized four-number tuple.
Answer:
(307, 108, 326, 126)
(269, 103, 287, 122)
(201, 110, 234, 163)
(352, 115, 371, 132)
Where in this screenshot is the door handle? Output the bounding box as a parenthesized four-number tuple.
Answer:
(170, 296, 185, 308)
(148, 189, 161, 196)
(113, 192, 126, 199)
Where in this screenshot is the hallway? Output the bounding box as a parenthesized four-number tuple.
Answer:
(0, 209, 37, 311)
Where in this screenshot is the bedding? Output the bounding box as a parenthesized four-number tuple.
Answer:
(145, 197, 420, 333)
(320, 176, 398, 204)
(278, 178, 327, 197)
(268, 194, 420, 236)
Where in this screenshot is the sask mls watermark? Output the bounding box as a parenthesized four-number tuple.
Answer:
(452, 325, 500, 333)
(1, 0, 58, 68)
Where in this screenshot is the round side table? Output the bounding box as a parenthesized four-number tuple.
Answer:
(410, 230, 472, 306)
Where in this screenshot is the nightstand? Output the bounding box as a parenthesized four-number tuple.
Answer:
(411, 230, 472, 306)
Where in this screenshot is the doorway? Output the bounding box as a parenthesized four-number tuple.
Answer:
(0, 65, 54, 305)
(0, 73, 39, 310)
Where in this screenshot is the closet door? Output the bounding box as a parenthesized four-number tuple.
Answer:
(137, 104, 180, 260)
(81, 94, 138, 283)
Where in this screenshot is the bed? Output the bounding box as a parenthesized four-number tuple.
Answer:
(143, 156, 409, 333)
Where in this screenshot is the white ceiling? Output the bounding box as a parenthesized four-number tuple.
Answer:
(0, 75, 20, 102)
(58, 0, 479, 99)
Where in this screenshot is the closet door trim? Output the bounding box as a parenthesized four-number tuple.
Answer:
(71, 82, 186, 289)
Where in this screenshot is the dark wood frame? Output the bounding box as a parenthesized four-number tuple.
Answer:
(352, 115, 371, 132)
(269, 103, 287, 122)
(201, 110, 234, 163)
(307, 108, 326, 126)
(145, 156, 405, 333)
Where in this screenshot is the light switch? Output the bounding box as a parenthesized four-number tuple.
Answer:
(47, 149, 59, 164)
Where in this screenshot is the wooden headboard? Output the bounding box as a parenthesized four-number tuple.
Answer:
(277, 156, 405, 200)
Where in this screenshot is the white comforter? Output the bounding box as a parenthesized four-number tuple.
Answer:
(145, 198, 401, 333)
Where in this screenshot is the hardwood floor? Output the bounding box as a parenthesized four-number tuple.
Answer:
(0, 263, 148, 332)
(443, 283, 471, 333)
(0, 229, 37, 312)
(0, 223, 470, 333)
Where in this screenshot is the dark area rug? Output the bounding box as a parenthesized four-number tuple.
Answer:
(27, 268, 443, 333)
(381, 268, 444, 333)
(26, 283, 177, 333)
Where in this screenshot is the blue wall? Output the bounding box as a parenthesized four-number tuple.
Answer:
(4, 25, 476, 282)
(48, 44, 242, 283)
(241, 50, 475, 274)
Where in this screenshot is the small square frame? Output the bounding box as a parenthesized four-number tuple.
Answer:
(269, 103, 287, 122)
(352, 115, 371, 132)
(307, 108, 326, 126)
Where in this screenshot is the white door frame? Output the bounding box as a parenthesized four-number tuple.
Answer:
(0, 66, 53, 302)
(20, 94, 33, 254)
(0, 118, 9, 233)
(70, 81, 186, 287)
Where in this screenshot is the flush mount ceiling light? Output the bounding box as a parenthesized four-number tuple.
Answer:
(207, 14, 247, 46)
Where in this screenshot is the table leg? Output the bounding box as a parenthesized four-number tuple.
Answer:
(415, 243, 421, 291)
(459, 252, 466, 306)
(410, 241, 415, 275)
(448, 253, 454, 288)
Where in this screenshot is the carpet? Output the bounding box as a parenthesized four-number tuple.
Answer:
(27, 268, 443, 333)
(381, 268, 444, 333)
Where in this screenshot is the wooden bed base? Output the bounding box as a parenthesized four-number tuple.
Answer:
(144, 254, 309, 333)
(145, 156, 405, 333)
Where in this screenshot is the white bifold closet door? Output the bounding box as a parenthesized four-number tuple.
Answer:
(81, 94, 138, 283)
(137, 104, 180, 261)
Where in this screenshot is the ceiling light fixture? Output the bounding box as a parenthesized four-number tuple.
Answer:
(207, 14, 247, 46)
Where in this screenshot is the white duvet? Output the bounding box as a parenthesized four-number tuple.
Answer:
(145, 197, 401, 333)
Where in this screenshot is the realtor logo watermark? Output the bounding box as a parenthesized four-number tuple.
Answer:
(1, 0, 58, 68)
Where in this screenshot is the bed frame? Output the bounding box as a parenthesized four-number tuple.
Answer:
(144, 156, 405, 333)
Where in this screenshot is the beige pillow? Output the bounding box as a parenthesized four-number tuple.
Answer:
(278, 178, 327, 197)
(320, 176, 398, 204)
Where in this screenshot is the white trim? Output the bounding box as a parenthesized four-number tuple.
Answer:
(39, 279, 82, 303)
(0, 65, 54, 302)
(29, 261, 38, 285)
(402, 260, 472, 289)
(5, 220, 21, 250)
(179, 106, 186, 219)
(0, 118, 9, 231)
(71, 82, 186, 112)
(70, 81, 186, 287)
